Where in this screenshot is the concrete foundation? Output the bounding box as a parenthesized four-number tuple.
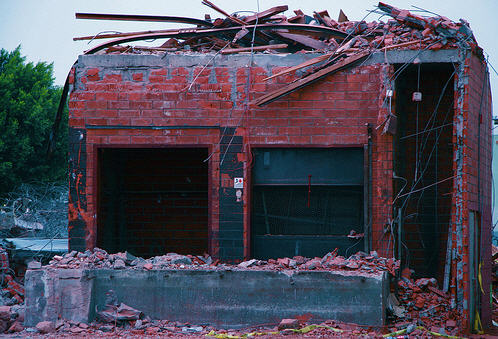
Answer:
(25, 267, 388, 328)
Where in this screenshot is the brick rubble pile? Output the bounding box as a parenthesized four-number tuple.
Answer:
(390, 276, 464, 337)
(47, 247, 398, 277)
(0, 248, 25, 334)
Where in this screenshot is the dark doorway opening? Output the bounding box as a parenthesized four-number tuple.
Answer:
(97, 148, 209, 258)
(394, 63, 454, 283)
(251, 148, 364, 259)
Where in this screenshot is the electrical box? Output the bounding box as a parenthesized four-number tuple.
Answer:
(412, 91, 422, 102)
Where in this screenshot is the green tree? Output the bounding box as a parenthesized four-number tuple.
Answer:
(0, 46, 67, 195)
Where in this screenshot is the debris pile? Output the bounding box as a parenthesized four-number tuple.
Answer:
(23, 314, 466, 337)
(76, 2, 475, 56)
(28, 248, 471, 336)
(47, 247, 398, 276)
(25, 318, 365, 337)
(96, 290, 143, 324)
(388, 277, 463, 337)
(239, 250, 399, 276)
(0, 248, 23, 307)
(0, 248, 25, 334)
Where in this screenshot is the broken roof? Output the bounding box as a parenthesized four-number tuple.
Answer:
(75, 2, 477, 56)
(69, 2, 481, 107)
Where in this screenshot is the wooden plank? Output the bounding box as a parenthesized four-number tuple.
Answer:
(334, 38, 356, 54)
(380, 39, 425, 50)
(74, 23, 348, 42)
(287, 14, 304, 23)
(221, 44, 288, 54)
(377, 2, 425, 29)
(428, 286, 450, 299)
(263, 53, 332, 81)
(201, 0, 274, 43)
(243, 5, 288, 24)
(81, 24, 349, 54)
(262, 37, 354, 81)
(201, 0, 246, 26)
(74, 29, 176, 41)
(274, 31, 328, 50)
(75, 13, 213, 27)
(314, 11, 338, 28)
(313, 11, 329, 26)
(206, 36, 234, 49)
(252, 51, 369, 106)
(128, 46, 178, 52)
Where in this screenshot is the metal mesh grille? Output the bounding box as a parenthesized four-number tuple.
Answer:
(252, 185, 363, 236)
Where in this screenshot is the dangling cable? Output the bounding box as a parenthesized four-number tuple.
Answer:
(415, 63, 421, 181)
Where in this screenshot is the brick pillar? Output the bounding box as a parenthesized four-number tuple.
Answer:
(218, 128, 244, 261)
(68, 127, 88, 251)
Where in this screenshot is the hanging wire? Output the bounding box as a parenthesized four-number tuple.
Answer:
(400, 68, 456, 212)
(184, 40, 232, 92)
(219, 0, 260, 167)
(410, 5, 443, 17)
(414, 63, 421, 181)
(87, 31, 122, 45)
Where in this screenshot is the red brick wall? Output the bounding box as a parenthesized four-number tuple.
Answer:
(66, 52, 493, 328)
(67, 56, 394, 259)
(460, 52, 493, 328)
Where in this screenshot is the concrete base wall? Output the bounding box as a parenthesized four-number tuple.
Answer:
(25, 268, 388, 328)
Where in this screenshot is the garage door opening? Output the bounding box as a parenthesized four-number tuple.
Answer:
(97, 148, 209, 258)
(251, 148, 365, 259)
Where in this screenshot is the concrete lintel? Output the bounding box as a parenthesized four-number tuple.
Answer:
(365, 49, 461, 65)
(77, 53, 320, 69)
(77, 49, 462, 70)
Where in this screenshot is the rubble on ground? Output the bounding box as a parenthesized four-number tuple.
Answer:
(0, 245, 470, 337)
(0, 247, 25, 334)
(0, 248, 23, 307)
(389, 277, 463, 337)
(38, 248, 469, 335)
(96, 290, 143, 323)
(16, 315, 467, 338)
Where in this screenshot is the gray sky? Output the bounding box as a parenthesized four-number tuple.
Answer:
(0, 0, 497, 116)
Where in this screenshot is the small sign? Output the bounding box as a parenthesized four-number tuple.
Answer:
(234, 178, 244, 188)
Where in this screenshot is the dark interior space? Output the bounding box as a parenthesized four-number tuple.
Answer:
(251, 148, 364, 259)
(394, 63, 454, 283)
(97, 148, 209, 258)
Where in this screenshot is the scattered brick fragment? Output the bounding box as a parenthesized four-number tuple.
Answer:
(36, 321, 55, 334)
(278, 318, 300, 330)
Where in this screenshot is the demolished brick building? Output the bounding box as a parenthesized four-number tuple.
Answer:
(63, 2, 493, 330)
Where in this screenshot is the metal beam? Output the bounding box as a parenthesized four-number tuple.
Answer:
(75, 13, 213, 27)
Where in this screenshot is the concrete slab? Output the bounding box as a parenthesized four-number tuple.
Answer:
(25, 268, 93, 326)
(25, 267, 388, 328)
(77, 49, 461, 69)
